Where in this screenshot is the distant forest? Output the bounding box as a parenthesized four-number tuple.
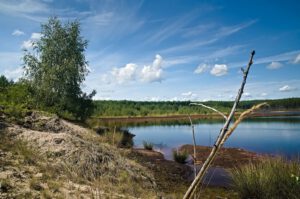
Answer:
(92, 98, 300, 117)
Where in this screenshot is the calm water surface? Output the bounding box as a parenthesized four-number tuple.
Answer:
(128, 117, 300, 159)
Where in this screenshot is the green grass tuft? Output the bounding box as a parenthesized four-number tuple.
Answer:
(230, 157, 300, 199)
(173, 150, 188, 164)
(143, 141, 154, 150)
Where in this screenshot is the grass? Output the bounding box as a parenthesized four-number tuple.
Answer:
(143, 141, 153, 150)
(173, 149, 189, 164)
(230, 157, 300, 199)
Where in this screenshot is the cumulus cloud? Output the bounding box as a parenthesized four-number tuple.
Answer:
(194, 63, 209, 74)
(4, 67, 23, 80)
(105, 54, 164, 84)
(21, 32, 42, 50)
(267, 61, 283, 70)
(210, 64, 228, 76)
(279, 85, 297, 92)
(31, 32, 42, 40)
(21, 40, 34, 49)
(111, 63, 137, 84)
(12, 29, 25, 36)
(140, 54, 163, 82)
(293, 54, 300, 64)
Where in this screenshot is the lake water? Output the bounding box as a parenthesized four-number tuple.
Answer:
(128, 117, 300, 160)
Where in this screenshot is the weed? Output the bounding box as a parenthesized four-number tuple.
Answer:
(173, 149, 188, 164)
(143, 141, 154, 150)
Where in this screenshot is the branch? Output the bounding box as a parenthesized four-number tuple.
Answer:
(190, 103, 227, 120)
(187, 114, 197, 179)
(183, 50, 256, 199)
(221, 102, 268, 144)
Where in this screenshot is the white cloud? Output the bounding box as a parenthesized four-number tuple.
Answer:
(84, 12, 115, 26)
(279, 85, 297, 92)
(161, 20, 256, 54)
(4, 67, 23, 81)
(104, 54, 164, 85)
(229, 50, 300, 68)
(111, 63, 137, 84)
(140, 54, 163, 82)
(243, 92, 252, 98)
(267, 61, 283, 70)
(181, 91, 198, 101)
(210, 64, 228, 76)
(149, 97, 160, 101)
(194, 64, 209, 74)
(12, 29, 25, 36)
(21, 32, 42, 50)
(181, 91, 193, 96)
(293, 54, 300, 64)
(31, 32, 42, 40)
(21, 40, 34, 49)
(216, 20, 257, 38)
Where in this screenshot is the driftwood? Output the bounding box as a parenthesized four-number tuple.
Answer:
(183, 50, 259, 199)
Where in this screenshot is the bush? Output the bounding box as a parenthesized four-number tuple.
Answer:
(143, 141, 153, 150)
(173, 149, 188, 164)
(230, 157, 300, 199)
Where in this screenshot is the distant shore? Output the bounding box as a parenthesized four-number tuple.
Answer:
(92, 110, 300, 124)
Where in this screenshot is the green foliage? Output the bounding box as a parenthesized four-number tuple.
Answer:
(92, 98, 300, 117)
(143, 141, 153, 150)
(173, 150, 188, 164)
(23, 17, 95, 120)
(231, 158, 300, 199)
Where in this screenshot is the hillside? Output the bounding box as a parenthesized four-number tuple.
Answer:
(0, 111, 160, 198)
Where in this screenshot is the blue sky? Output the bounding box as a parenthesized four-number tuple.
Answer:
(0, 0, 300, 101)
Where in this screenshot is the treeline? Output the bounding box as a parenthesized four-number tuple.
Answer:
(92, 98, 300, 117)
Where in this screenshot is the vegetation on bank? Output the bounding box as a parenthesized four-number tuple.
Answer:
(231, 158, 300, 199)
(173, 150, 189, 164)
(143, 141, 154, 150)
(92, 98, 300, 117)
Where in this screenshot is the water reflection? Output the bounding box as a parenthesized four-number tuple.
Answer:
(128, 117, 300, 160)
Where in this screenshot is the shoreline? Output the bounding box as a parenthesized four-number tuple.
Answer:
(131, 144, 265, 188)
(91, 110, 300, 124)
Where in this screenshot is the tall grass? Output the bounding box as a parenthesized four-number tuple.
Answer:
(230, 157, 300, 199)
(143, 141, 153, 150)
(173, 150, 188, 164)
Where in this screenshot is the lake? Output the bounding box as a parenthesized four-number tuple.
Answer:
(128, 116, 300, 160)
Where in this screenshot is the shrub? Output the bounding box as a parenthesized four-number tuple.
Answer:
(230, 157, 300, 199)
(143, 141, 153, 150)
(173, 149, 188, 164)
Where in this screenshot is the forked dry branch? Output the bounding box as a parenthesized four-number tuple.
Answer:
(183, 50, 269, 199)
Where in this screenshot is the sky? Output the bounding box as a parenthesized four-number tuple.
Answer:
(0, 0, 300, 101)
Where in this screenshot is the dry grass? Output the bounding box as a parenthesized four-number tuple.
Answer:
(1, 112, 159, 198)
(231, 157, 300, 199)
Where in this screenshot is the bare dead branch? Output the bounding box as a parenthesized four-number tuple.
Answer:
(221, 102, 268, 145)
(183, 50, 256, 199)
(190, 103, 227, 120)
(187, 114, 197, 179)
